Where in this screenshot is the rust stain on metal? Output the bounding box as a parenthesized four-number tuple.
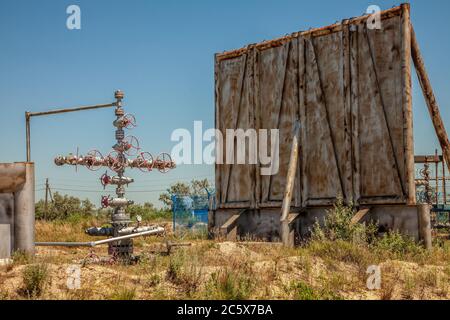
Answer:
(0, 163, 26, 193)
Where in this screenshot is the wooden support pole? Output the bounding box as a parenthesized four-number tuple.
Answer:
(281, 121, 301, 247)
(401, 3, 416, 205)
(281, 121, 301, 223)
(411, 26, 450, 173)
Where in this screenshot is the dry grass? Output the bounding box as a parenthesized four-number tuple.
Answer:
(0, 219, 448, 300)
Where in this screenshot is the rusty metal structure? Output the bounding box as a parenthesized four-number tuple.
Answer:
(211, 4, 448, 246)
(37, 91, 175, 259)
(415, 151, 450, 229)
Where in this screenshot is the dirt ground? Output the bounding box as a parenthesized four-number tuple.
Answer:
(0, 221, 449, 300)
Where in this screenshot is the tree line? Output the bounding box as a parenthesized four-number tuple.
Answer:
(36, 179, 212, 221)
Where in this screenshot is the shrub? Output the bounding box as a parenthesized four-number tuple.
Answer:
(311, 199, 378, 245)
(373, 231, 424, 258)
(20, 264, 50, 298)
(289, 281, 318, 300)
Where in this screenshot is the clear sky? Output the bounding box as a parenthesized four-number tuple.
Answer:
(1, 0, 449, 207)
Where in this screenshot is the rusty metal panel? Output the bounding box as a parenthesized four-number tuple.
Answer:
(215, 5, 414, 209)
(215, 53, 255, 208)
(356, 18, 407, 204)
(257, 41, 300, 207)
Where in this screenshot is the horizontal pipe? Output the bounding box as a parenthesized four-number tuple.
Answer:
(35, 227, 164, 248)
(27, 103, 116, 118)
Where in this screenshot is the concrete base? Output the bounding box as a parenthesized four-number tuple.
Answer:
(211, 205, 422, 243)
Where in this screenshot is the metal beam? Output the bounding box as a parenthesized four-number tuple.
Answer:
(35, 227, 164, 248)
(25, 102, 117, 162)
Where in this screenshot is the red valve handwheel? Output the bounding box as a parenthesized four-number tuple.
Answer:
(100, 171, 111, 189)
(101, 195, 110, 209)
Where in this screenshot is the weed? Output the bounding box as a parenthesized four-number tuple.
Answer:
(288, 280, 343, 300)
(148, 274, 161, 287)
(20, 264, 50, 298)
(12, 250, 33, 265)
(166, 250, 202, 296)
(374, 231, 424, 258)
(205, 263, 254, 300)
(380, 279, 396, 300)
(110, 288, 136, 300)
(311, 199, 378, 245)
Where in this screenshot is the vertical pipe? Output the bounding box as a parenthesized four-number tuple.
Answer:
(14, 162, 35, 254)
(401, 3, 416, 205)
(443, 156, 447, 204)
(418, 204, 432, 250)
(435, 149, 439, 203)
(44, 178, 49, 220)
(25, 112, 31, 163)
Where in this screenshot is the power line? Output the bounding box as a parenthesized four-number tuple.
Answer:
(41, 174, 214, 184)
(48, 187, 167, 193)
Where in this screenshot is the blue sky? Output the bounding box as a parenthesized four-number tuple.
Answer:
(1, 0, 449, 207)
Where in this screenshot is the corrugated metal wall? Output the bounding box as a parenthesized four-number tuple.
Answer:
(215, 5, 415, 210)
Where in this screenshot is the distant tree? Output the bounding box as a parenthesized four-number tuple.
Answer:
(35, 192, 96, 221)
(159, 179, 212, 209)
(191, 179, 210, 196)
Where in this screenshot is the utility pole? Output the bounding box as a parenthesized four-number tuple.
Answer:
(44, 178, 49, 220)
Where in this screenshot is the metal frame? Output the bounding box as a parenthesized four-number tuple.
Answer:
(25, 102, 117, 162)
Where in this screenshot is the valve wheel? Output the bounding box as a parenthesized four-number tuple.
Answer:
(107, 151, 126, 172)
(100, 171, 111, 189)
(136, 152, 154, 172)
(156, 152, 173, 174)
(85, 150, 104, 171)
(122, 114, 137, 129)
(101, 195, 110, 209)
(123, 136, 140, 156)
